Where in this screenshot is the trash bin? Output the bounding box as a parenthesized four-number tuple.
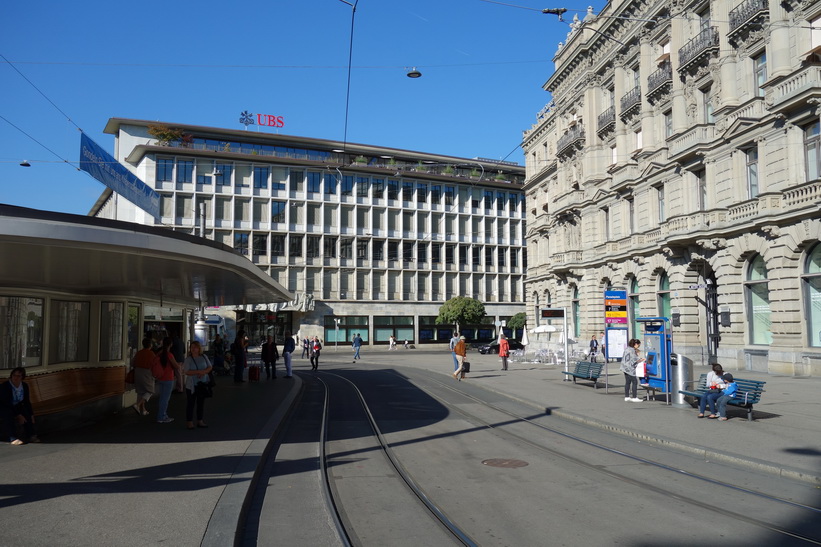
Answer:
(670, 353, 693, 408)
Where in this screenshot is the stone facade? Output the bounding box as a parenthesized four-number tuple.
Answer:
(523, 0, 821, 375)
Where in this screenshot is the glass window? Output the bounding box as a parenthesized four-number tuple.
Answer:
(402, 181, 414, 202)
(702, 86, 714, 123)
(629, 277, 640, 339)
(215, 163, 232, 186)
(746, 147, 759, 198)
(657, 184, 666, 223)
(342, 175, 354, 196)
(753, 52, 767, 97)
(253, 166, 269, 189)
(340, 238, 353, 259)
(253, 234, 268, 256)
(417, 183, 427, 204)
(663, 110, 672, 138)
(372, 240, 384, 260)
(318, 173, 333, 195)
(485, 247, 493, 267)
(0, 296, 43, 369)
(430, 185, 441, 203)
(372, 178, 384, 197)
(804, 244, 821, 347)
(805, 121, 821, 182)
(357, 239, 368, 259)
(49, 300, 90, 364)
(290, 169, 305, 192)
(157, 158, 174, 182)
(497, 247, 506, 266)
(271, 201, 286, 223)
(324, 236, 338, 258)
(307, 236, 321, 258)
(484, 190, 494, 210)
(234, 233, 249, 255)
(403, 241, 414, 261)
(288, 235, 302, 257)
(387, 179, 399, 200)
(388, 241, 399, 260)
(271, 235, 285, 256)
(746, 255, 772, 345)
(444, 186, 455, 207)
(446, 244, 455, 264)
(176, 159, 193, 183)
(657, 272, 671, 319)
(307, 171, 321, 193)
(357, 177, 369, 197)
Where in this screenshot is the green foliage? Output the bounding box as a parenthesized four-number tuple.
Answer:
(507, 312, 527, 331)
(435, 296, 486, 331)
(147, 124, 183, 146)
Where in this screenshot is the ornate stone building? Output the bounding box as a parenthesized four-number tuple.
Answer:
(523, 0, 821, 375)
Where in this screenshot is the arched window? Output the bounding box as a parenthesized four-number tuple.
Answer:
(746, 255, 772, 345)
(572, 286, 580, 338)
(629, 277, 640, 338)
(803, 244, 821, 347)
(657, 272, 671, 319)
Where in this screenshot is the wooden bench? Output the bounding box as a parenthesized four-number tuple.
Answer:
(678, 373, 766, 421)
(562, 361, 604, 389)
(2, 367, 126, 416)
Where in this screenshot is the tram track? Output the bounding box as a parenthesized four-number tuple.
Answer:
(409, 372, 821, 545)
(242, 365, 821, 545)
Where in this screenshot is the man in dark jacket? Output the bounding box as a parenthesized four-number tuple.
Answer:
(1, 367, 39, 445)
(261, 335, 280, 379)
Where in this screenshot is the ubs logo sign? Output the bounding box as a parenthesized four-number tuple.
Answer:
(239, 110, 285, 129)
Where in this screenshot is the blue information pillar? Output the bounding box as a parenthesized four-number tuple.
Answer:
(636, 317, 672, 397)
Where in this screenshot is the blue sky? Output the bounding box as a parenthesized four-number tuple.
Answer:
(1, 0, 600, 215)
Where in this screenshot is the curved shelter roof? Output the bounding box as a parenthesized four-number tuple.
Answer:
(0, 204, 291, 307)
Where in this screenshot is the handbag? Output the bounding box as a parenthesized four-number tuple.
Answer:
(462, 360, 471, 373)
(207, 371, 217, 388)
(195, 382, 213, 398)
(125, 368, 135, 384)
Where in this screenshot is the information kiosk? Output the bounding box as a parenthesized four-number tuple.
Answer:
(637, 317, 672, 403)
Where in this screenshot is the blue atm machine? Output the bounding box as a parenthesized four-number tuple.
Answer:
(637, 317, 672, 403)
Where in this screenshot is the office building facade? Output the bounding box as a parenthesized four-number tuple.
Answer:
(523, 0, 821, 375)
(94, 119, 527, 346)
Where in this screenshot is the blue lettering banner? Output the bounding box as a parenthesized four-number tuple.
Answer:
(79, 132, 160, 220)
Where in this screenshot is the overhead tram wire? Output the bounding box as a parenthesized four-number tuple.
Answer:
(339, 0, 360, 154)
(0, 113, 78, 170)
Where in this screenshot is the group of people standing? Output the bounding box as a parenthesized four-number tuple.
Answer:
(131, 336, 213, 429)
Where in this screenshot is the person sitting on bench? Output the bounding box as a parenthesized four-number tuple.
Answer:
(1, 367, 39, 445)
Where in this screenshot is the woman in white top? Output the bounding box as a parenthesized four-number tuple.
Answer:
(698, 363, 726, 418)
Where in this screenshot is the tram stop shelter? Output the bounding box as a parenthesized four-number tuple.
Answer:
(0, 203, 291, 432)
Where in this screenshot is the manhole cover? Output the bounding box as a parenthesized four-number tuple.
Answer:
(481, 458, 529, 468)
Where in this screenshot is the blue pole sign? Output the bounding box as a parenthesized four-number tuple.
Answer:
(79, 133, 160, 220)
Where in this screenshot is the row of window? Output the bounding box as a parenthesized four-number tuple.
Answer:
(156, 158, 524, 211)
(233, 232, 524, 265)
(538, 244, 821, 347)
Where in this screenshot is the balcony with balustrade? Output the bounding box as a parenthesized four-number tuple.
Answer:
(619, 87, 641, 122)
(728, 0, 768, 45)
(678, 27, 720, 75)
(556, 124, 585, 159)
(647, 62, 673, 104)
(597, 106, 616, 138)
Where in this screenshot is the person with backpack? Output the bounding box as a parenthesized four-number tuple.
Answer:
(310, 336, 322, 370)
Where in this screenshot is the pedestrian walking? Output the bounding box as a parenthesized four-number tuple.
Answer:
(449, 332, 460, 372)
(452, 336, 468, 381)
(389, 334, 396, 350)
(588, 334, 599, 363)
(499, 334, 511, 371)
(261, 335, 279, 379)
(131, 338, 155, 417)
(301, 337, 310, 359)
(310, 336, 322, 370)
(283, 332, 295, 378)
(352, 333, 362, 362)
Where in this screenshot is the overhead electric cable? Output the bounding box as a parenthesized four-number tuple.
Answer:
(0, 113, 77, 168)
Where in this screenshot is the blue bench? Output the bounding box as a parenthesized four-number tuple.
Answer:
(678, 373, 766, 421)
(562, 361, 604, 389)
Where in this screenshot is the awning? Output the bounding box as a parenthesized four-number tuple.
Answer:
(0, 204, 292, 307)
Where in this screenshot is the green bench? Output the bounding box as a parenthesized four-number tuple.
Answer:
(678, 373, 766, 421)
(562, 361, 604, 389)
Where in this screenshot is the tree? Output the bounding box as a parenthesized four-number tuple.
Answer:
(507, 312, 527, 332)
(435, 296, 486, 333)
(147, 124, 183, 146)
